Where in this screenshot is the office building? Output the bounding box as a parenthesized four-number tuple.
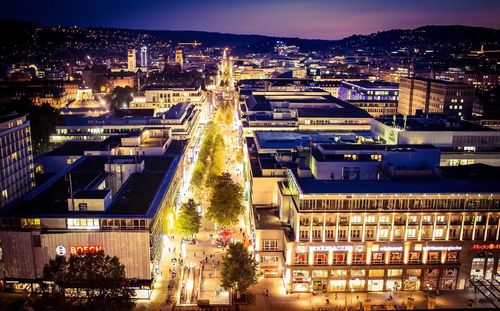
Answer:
(398, 77, 477, 117)
(127, 48, 137, 72)
(245, 139, 500, 293)
(338, 80, 399, 117)
(0, 147, 183, 298)
(241, 90, 372, 136)
(371, 115, 500, 167)
(140, 46, 148, 68)
(0, 114, 35, 209)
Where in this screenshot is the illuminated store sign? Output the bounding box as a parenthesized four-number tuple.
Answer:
(422, 246, 462, 251)
(70, 245, 103, 255)
(471, 244, 500, 250)
(309, 245, 353, 252)
(380, 246, 403, 252)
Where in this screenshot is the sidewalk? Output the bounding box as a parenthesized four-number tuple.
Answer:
(242, 278, 496, 310)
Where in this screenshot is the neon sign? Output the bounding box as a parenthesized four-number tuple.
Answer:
(70, 245, 103, 255)
(471, 244, 500, 250)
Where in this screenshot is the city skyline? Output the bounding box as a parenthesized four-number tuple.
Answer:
(0, 0, 499, 39)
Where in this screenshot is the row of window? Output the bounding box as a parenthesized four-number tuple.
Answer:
(292, 267, 458, 279)
(293, 251, 459, 266)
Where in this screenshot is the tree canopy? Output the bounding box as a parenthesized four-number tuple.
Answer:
(190, 121, 225, 196)
(106, 86, 133, 111)
(220, 242, 258, 297)
(33, 251, 135, 311)
(206, 173, 244, 226)
(175, 199, 202, 237)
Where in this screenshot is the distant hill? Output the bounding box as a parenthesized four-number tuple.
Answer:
(0, 20, 498, 63)
(336, 25, 500, 54)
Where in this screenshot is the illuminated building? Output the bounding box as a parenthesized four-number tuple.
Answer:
(140, 46, 148, 68)
(0, 146, 184, 298)
(338, 80, 399, 117)
(51, 102, 200, 144)
(398, 77, 478, 117)
(175, 48, 184, 69)
(371, 115, 500, 167)
(241, 90, 372, 136)
(0, 114, 35, 209)
(245, 138, 500, 293)
(127, 48, 137, 72)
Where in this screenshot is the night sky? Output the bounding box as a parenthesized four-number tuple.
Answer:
(1, 0, 499, 39)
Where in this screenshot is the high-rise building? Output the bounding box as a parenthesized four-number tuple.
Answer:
(127, 48, 137, 72)
(175, 48, 183, 69)
(0, 113, 35, 208)
(398, 77, 477, 117)
(140, 46, 148, 68)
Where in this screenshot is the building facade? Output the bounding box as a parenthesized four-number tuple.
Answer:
(398, 77, 477, 117)
(0, 114, 35, 209)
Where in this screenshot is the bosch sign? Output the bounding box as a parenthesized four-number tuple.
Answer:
(70, 245, 103, 255)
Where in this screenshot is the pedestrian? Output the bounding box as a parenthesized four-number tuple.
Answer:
(217, 260, 219, 266)
(173, 247, 176, 253)
(194, 252, 196, 257)
(203, 250, 205, 256)
(168, 247, 171, 253)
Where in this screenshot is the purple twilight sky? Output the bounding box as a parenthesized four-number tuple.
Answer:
(0, 0, 499, 39)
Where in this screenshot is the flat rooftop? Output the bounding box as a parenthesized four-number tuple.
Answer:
(292, 169, 500, 195)
(2, 154, 179, 218)
(342, 80, 399, 90)
(376, 116, 493, 132)
(254, 131, 373, 151)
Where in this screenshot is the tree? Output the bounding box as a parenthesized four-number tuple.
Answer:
(206, 173, 244, 226)
(220, 242, 258, 298)
(176, 199, 202, 237)
(107, 86, 133, 111)
(0, 98, 60, 155)
(33, 251, 135, 311)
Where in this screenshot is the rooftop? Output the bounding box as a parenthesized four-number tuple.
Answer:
(376, 116, 493, 132)
(2, 154, 179, 218)
(292, 169, 500, 195)
(342, 80, 399, 90)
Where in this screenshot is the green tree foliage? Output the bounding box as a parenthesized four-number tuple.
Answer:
(206, 173, 244, 226)
(33, 251, 135, 311)
(0, 98, 60, 155)
(106, 86, 133, 111)
(190, 121, 225, 195)
(175, 199, 202, 237)
(220, 242, 258, 298)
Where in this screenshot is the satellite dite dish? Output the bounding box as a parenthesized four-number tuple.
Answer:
(56, 245, 67, 256)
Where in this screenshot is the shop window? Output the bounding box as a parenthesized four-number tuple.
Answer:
(314, 253, 328, 265)
(332, 253, 346, 265)
(312, 270, 328, 278)
(444, 268, 457, 277)
(426, 268, 440, 277)
(292, 270, 309, 278)
(351, 269, 366, 277)
(388, 269, 403, 277)
(390, 252, 403, 264)
(369, 269, 385, 277)
(331, 269, 347, 278)
(446, 251, 459, 263)
(295, 253, 308, 265)
(408, 252, 421, 264)
(406, 269, 421, 277)
(427, 252, 440, 263)
(352, 253, 366, 264)
(371, 252, 384, 264)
